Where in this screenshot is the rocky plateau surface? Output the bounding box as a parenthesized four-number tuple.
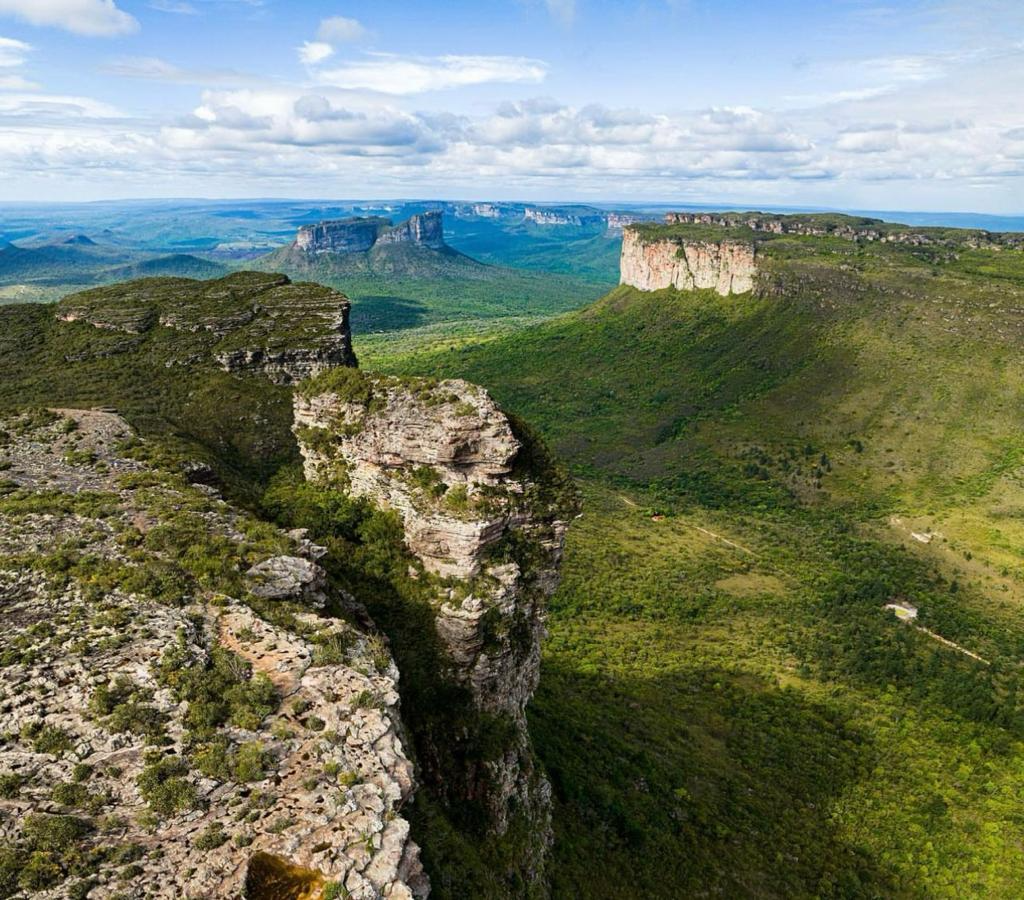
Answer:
(0, 408, 426, 899)
(56, 272, 356, 385)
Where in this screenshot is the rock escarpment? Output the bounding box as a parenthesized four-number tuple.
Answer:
(0, 408, 426, 899)
(605, 212, 646, 234)
(296, 213, 446, 255)
(620, 225, 757, 296)
(524, 207, 604, 227)
(293, 369, 577, 884)
(663, 211, 1024, 249)
(57, 272, 356, 385)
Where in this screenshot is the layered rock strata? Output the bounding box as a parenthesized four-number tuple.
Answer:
(293, 370, 577, 882)
(296, 213, 445, 255)
(620, 226, 757, 296)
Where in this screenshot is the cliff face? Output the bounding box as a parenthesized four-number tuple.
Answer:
(296, 218, 385, 254)
(0, 408, 426, 899)
(296, 212, 446, 255)
(605, 213, 646, 234)
(293, 370, 577, 883)
(524, 207, 604, 227)
(620, 226, 757, 296)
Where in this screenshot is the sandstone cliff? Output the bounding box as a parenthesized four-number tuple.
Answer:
(293, 369, 577, 885)
(524, 207, 604, 227)
(0, 408, 426, 899)
(620, 226, 757, 296)
(296, 213, 445, 255)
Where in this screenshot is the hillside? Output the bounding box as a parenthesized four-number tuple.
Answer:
(253, 213, 608, 337)
(367, 215, 1024, 897)
(0, 270, 577, 898)
(104, 253, 229, 281)
(0, 241, 135, 284)
(0, 272, 355, 486)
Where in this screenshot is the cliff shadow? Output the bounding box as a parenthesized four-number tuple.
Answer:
(530, 659, 902, 899)
(349, 294, 429, 333)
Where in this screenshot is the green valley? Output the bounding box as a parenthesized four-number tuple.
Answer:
(362, 216, 1024, 897)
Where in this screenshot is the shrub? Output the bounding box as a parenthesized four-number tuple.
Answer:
(26, 724, 73, 757)
(232, 742, 268, 783)
(193, 822, 228, 851)
(0, 772, 21, 798)
(136, 754, 198, 816)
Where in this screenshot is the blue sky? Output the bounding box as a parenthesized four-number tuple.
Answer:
(0, 0, 1022, 212)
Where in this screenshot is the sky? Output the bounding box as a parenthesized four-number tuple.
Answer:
(0, 0, 1022, 212)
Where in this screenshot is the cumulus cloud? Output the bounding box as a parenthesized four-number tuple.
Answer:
(0, 0, 138, 37)
(1, 21, 1023, 206)
(298, 41, 334, 66)
(317, 16, 366, 43)
(314, 53, 547, 95)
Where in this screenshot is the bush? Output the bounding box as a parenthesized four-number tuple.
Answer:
(136, 755, 198, 816)
(232, 742, 268, 783)
(193, 822, 228, 851)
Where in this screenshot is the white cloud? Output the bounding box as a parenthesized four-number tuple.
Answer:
(315, 53, 548, 95)
(299, 41, 334, 66)
(317, 15, 366, 43)
(0, 35, 29, 66)
(0, 35, 37, 89)
(0, 0, 138, 37)
(0, 21, 1023, 209)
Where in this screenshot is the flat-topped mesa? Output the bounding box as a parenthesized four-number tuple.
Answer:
(620, 225, 757, 296)
(296, 211, 446, 255)
(663, 210, 1024, 248)
(294, 368, 578, 881)
(56, 271, 356, 384)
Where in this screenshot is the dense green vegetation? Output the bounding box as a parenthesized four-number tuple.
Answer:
(367, 227, 1024, 896)
(445, 219, 621, 283)
(253, 240, 608, 334)
(6, 214, 1024, 896)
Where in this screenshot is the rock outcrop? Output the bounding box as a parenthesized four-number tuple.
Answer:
(293, 369, 577, 884)
(605, 212, 646, 234)
(296, 213, 446, 255)
(0, 408, 427, 899)
(524, 207, 604, 227)
(57, 272, 356, 385)
(620, 226, 757, 295)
